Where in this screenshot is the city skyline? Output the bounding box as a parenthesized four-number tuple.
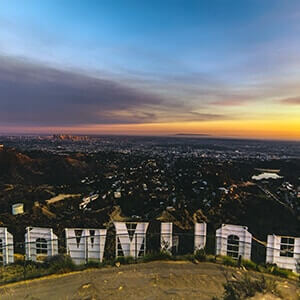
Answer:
(1, 0, 300, 140)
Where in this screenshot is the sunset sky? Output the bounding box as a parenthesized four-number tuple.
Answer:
(0, 0, 300, 140)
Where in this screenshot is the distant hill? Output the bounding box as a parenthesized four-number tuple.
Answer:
(0, 147, 89, 184)
(175, 133, 211, 136)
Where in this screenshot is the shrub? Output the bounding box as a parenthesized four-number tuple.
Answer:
(85, 260, 104, 268)
(221, 274, 278, 300)
(43, 254, 76, 274)
(221, 256, 238, 267)
(142, 251, 172, 262)
(269, 266, 292, 278)
(194, 249, 206, 261)
(207, 255, 217, 263)
(263, 263, 296, 278)
(182, 253, 196, 262)
(242, 259, 258, 271)
(114, 256, 135, 265)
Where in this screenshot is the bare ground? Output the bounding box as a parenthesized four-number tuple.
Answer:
(0, 261, 299, 300)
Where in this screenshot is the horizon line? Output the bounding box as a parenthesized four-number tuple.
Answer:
(0, 132, 299, 143)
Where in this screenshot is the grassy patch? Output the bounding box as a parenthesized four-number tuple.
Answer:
(219, 256, 238, 267)
(194, 249, 207, 262)
(114, 256, 135, 265)
(241, 259, 258, 271)
(265, 264, 295, 279)
(142, 251, 172, 262)
(43, 254, 76, 274)
(0, 255, 77, 285)
(1, 253, 298, 286)
(84, 260, 105, 269)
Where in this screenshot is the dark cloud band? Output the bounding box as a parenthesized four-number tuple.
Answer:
(0, 56, 228, 127)
(0, 56, 163, 126)
(280, 97, 300, 105)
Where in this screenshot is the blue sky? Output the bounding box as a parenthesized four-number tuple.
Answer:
(0, 0, 300, 138)
(2, 0, 294, 73)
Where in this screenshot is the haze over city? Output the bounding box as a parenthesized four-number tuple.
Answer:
(1, 0, 300, 140)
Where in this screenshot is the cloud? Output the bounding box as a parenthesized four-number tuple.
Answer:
(0, 56, 165, 126)
(280, 97, 300, 105)
(0, 56, 229, 128)
(210, 99, 249, 107)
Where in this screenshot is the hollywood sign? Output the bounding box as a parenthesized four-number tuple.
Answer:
(0, 223, 299, 273)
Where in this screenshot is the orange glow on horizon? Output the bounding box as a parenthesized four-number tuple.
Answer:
(2, 119, 300, 141)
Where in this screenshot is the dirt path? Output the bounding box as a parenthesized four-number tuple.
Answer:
(0, 261, 298, 300)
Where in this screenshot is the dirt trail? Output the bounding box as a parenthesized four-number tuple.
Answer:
(0, 261, 298, 300)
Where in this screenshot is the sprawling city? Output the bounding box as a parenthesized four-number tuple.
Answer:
(0, 135, 299, 242)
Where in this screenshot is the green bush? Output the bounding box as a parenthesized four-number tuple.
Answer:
(269, 266, 292, 278)
(221, 274, 278, 300)
(242, 259, 258, 271)
(263, 263, 294, 278)
(207, 254, 217, 263)
(182, 253, 196, 262)
(142, 251, 172, 262)
(43, 254, 76, 274)
(221, 256, 238, 267)
(1, 260, 50, 284)
(85, 260, 104, 268)
(194, 249, 206, 261)
(114, 256, 135, 265)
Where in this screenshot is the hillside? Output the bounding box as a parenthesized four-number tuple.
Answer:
(0, 261, 298, 300)
(0, 148, 89, 184)
(0, 147, 299, 245)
